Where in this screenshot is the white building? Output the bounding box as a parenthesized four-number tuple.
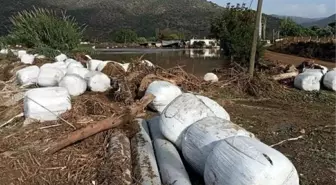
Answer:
(189, 38, 218, 47)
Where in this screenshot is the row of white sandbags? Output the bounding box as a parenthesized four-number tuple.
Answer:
(144, 81, 299, 185)
(294, 68, 336, 91)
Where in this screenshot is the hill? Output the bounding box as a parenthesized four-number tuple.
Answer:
(302, 14, 336, 27)
(271, 15, 323, 25)
(0, 0, 281, 40)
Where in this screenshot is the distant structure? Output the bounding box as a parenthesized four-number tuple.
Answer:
(189, 38, 218, 47)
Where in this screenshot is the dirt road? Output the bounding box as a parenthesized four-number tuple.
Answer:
(265, 51, 336, 68)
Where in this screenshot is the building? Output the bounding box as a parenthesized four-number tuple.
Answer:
(189, 38, 219, 48)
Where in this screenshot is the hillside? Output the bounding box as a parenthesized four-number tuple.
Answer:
(302, 14, 336, 27)
(0, 0, 281, 40)
(271, 15, 323, 25)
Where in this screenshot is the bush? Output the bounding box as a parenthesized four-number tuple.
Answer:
(210, 4, 265, 65)
(7, 7, 84, 52)
(113, 29, 138, 43)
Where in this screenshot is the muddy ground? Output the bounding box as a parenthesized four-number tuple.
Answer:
(0, 52, 335, 185)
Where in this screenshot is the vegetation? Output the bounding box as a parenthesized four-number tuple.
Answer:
(4, 8, 84, 52)
(280, 18, 335, 37)
(210, 3, 265, 65)
(113, 29, 138, 43)
(0, 0, 283, 40)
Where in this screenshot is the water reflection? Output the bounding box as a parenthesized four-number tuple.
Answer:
(94, 49, 227, 76)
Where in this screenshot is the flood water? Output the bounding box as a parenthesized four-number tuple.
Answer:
(94, 48, 228, 76)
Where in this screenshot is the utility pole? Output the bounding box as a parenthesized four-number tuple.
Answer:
(248, 0, 263, 78)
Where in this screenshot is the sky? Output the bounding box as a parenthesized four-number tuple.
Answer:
(211, 0, 336, 18)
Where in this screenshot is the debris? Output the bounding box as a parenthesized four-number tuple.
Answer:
(272, 71, 298, 81)
(45, 93, 154, 154)
(0, 113, 24, 128)
(270, 135, 304, 147)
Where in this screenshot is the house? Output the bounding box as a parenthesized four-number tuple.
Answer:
(189, 38, 219, 47)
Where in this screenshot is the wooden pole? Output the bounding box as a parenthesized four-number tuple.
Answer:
(248, 0, 263, 78)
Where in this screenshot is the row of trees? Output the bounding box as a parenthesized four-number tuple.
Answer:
(111, 28, 186, 44)
(280, 18, 335, 37)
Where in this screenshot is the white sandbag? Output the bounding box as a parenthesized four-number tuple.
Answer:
(121, 63, 130, 72)
(294, 73, 320, 91)
(141, 60, 155, 67)
(323, 71, 336, 91)
(145, 81, 182, 113)
(96, 61, 110, 72)
(204, 136, 299, 185)
(302, 69, 324, 80)
(37, 67, 65, 87)
(41, 62, 67, 75)
(59, 74, 87, 96)
(148, 117, 191, 185)
(17, 50, 27, 59)
(55, 53, 67, 62)
(0, 49, 9, 54)
(131, 119, 162, 185)
(67, 61, 84, 69)
(87, 59, 103, 71)
(67, 67, 90, 78)
(24, 87, 71, 121)
(159, 93, 230, 149)
(16, 65, 40, 86)
(182, 117, 254, 175)
(20, 54, 35, 64)
(34, 54, 46, 59)
(84, 71, 111, 92)
(64, 58, 77, 66)
(203, 73, 219, 82)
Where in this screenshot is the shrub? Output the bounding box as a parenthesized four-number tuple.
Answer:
(8, 7, 85, 52)
(210, 3, 265, 65)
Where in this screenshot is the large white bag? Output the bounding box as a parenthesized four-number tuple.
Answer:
(67, 67, 90, 79)
(96, 61, 109, 72)
(182, 117, 254, 175)
(302, 69, 324, 80)
(41, 62, 67, 75)
(204, 136, 299, 185)
(131, 119, 162, 185)
(84, 71, 110, 92)
(55, 53, 67, 62)
(204, 73, 219, 82)
(64, 58, 78, 66)
(294, 73, 320, 91)
(148, 117, 191, 185)
(16, 66, 40, 86)
(67, 61, 84, 69)
(87, 59, 104, 71)
(24, 87, 71, 121)
(17, 50, 27, 59)
(20, 54, 35, 64)
(145, 81, 182, 113)
(0, 49, 9, 54)
(59, 74, 87, 96)
(37, 67, 65, 87)
(159, 93, 230, 149)
(323, 71, 336, 91)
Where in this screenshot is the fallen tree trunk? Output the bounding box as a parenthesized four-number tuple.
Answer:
(45, 93, 155, 154)
(272, 71, 299, 81)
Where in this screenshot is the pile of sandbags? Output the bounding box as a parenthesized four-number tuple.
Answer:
(141, 80, 299, 185)
(24, 87, 71, 121)
(37, 67, 65, 87)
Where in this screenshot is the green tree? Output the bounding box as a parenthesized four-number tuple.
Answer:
(137, 37, 147, 43)
(113, 29, 138, 43)
(210, 4, 265, 64)
(7, 7, 84, 52)
(280, 18, 303, 36)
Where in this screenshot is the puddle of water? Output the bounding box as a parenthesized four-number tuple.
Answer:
(93, 48, 229, 76)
